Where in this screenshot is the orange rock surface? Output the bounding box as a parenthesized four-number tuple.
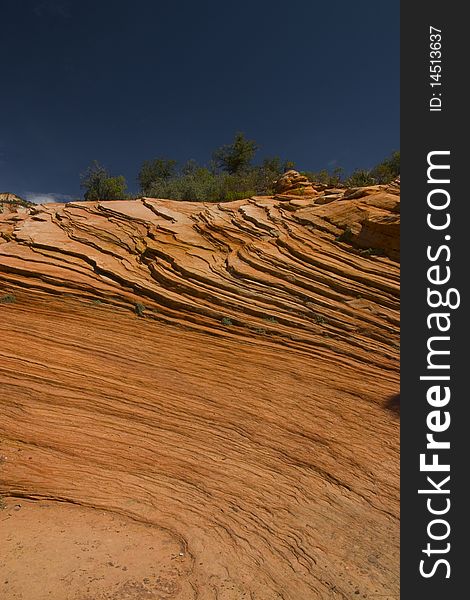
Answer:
(0, 183, 399, 599)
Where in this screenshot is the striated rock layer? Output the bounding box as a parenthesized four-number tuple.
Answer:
(0, 183, 400, 599)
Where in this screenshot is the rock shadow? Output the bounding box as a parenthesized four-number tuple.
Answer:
(385, 393, 400, 416)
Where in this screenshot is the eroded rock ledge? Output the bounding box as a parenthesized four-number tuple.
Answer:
(1, 183, 399, 361)
(0, 185, 399, 599)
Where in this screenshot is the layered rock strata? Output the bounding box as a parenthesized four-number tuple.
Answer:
(0, 183, 400, 599)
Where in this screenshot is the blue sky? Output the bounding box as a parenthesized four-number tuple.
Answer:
(0, 0, 399, 201)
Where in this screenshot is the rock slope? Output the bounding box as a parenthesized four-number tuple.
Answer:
(0, 182, 400, 599)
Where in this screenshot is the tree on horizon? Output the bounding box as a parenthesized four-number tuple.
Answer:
(138, 158, 177, 195)
(212, 132, 258, 175)
(80, 161, 128, 201)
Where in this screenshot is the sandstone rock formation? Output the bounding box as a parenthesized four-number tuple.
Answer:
(0, 193, 31, 215)
(273, 169, 317, 195)
(0, 192, 26, 203)
(0, 184, 399, 599)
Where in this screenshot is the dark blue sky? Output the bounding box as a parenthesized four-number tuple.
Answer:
(0, 0, 399, 201)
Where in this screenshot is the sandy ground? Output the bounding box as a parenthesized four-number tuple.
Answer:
(1, 498, 193, 600)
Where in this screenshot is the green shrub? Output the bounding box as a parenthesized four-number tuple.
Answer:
(212, 132, 258, 175)
(344, 169, 375, 187)
(370, 151, 400, 183)
(302, 166, 344, 186)
(134, 302, 146, 317)
(264, 316, 278, 324)
(145, 161, 286, 202)
(303, 152, 400, 188)
(83, 137, 399, 203)
(0, 293, 16, 304)
(138, 158, 177, 195)
(138, 133, 294, 202)
(81, 161, 128, 200)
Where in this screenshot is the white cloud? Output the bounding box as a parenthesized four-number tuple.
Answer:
(24, 192, 73, 204)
